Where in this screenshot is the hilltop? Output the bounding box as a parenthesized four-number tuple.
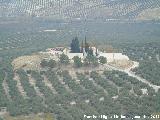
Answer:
(11, 37, 134, 71)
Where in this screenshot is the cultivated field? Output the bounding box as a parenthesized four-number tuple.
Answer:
(0, 20, 160, 120)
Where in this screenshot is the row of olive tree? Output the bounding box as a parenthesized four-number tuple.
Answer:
(73, 55, 107, 68)
(40, 53, 107, 68)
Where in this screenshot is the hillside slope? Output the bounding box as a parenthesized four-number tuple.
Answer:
(0, 0, 160, 20)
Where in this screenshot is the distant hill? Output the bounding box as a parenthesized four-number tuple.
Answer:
(0, 0, 160, 21)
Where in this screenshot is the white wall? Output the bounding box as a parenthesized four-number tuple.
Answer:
(99, 53, 129, 62)
(66, 53, 84, 62)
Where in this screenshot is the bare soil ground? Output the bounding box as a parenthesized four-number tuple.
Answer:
(28, 74, 44, 98)
(61, 64, 110, 75)
(12, 50, 132, 71)
(12, 52, 53, 70)
(2, 73, 11, 101)
(137, 8, 160, 20)
(58, 76, 74, 94)
(108, 60, 134, 70)
(42, 75, 57, 94)
(13, 73, 28, 98)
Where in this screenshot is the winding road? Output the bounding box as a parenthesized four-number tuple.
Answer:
(105, 62, 160, 92)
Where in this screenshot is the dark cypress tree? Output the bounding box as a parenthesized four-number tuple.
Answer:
(84, 36, 89, 53)
(96, 47, 98, 56)
(70, 37, 80, 53)
(81, 40, 84, 53)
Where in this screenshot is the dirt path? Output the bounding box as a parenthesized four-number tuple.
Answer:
(28, 74, 45, 98)
(13, 73, 28, 98)
(27, 74, 47, 107)
(105, 62, 160, 92)
(42, 75, 57, 94)
(2, 73, 11, 101)
(91, 80, 108, 95)
(58, 76, 74, 94)
(125, 70, 160, 92)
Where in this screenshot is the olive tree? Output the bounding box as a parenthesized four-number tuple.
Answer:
(59, 53, 70, 65)
(73, 56, 82, 68)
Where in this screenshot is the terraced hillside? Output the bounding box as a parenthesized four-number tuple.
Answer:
(0, 0, 160, 20)
(1, 40, 160, 119)
(0, 64, 160, 120)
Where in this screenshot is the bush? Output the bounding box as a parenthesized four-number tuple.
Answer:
(133, 87, 142, 96)
(48, 59, 57, 68)
(59, 54, 70, 65)
(40, 59, 48, 68)
(40, 59, 57, 68)
(99, 56, 107, 64)
(73, 56, 82, 68)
